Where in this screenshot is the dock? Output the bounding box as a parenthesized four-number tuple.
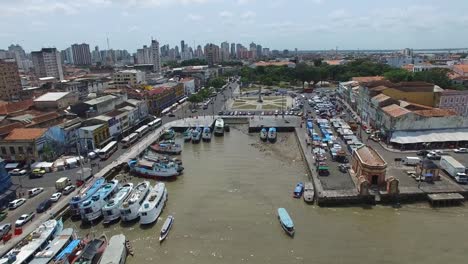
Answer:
(248, 116, 300, 132)
(427, 193, 465, 207)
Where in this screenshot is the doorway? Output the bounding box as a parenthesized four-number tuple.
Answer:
(371, 175, 379, 185)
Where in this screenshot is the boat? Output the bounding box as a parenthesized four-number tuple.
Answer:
(80, 180, 119, 223)
(102, 183, 134, 224)
(268, 127, 277, 142)
(150, 141, 182, 155)
(183, 128, 192, 142)
(144, 153, 182, 166)
(138, 183, 168, 225)
(128, 159, 183, 180)
(161, 129, 175, 140)
(99, 234, 127, 264)
(293, 182, 304, 198)
(191, 127, 202, 143)
(303, 182, 314, 203)
(119, 181, 150, 222)
(202, 127, 212, 142)
(159, 216, 174, 242)
(214, 119, 224, 136)
(259, 128, 267, 141)
(277, 208, 294, 237)
(1, 220, 59, 264)
(73, 235, 107, 264)
(69, 178, 106, 218)
(53, 238, 88, 264)
(30, 228, 75, 264)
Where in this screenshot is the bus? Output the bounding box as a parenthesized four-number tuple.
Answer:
(148, 118, 162, 130)
(135, 125, 150, 138)
(98, 141, 118, 160)
(121, 133, 139, 148)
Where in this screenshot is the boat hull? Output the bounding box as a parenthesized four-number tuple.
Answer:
(140, 191, 167, 225)
(277, 208, 294, 237)
(159, 216, 174, 242)
(214, 130, 224, 136)
(103, 209, 121, 224)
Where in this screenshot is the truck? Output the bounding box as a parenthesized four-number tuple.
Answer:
(402, 157, 421, 166)
(55, 177, 71, 191)
(439, 156, 467, 184)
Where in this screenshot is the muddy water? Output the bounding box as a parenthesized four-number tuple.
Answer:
(65, 126, 468, 264)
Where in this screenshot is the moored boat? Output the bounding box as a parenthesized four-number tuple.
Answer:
(69, 178, 105, 219)
(293, 182, 304, 198)
(202, 127, 212, 142)
(259, 128, 267, 141)
(150, 141, 182, 155)
(30, 228, 75, 264)
(277, 208, 294, 237)
(73, 235, 107, 264)
(191, 127, 202, 143)
(268, 127, 277, 142)
(119, 181, 150, 222)
(161, 129, 175, 140)
(99, 234, 127, 264)
(128, 159, 183, 180)
(80, 180, 119, 223)
(224, 124, 230, 132)
(102, 183, 134, 224)
(183, 128, 192, 142)
(159, 216, 174, 242)
(53, 238, 87, 264)
(214, 119, 224, 136)
(303, 182, 315, 203)
(138, 183, 168, 225)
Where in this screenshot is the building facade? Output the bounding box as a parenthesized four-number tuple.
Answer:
(78, 123, 111, 151)
(112, 70, 146, 88)
(438, 90, 468, 117)
(31, 48, 64, 80)
(0, 128, 47, 163)
(71, 43, 92, 65)
(0, 59, 22, 100)
(33, 92, 79, 110)
(351, 145, 388, 187)
(151, 40, 161, 73)
(204, 44, 220, 66)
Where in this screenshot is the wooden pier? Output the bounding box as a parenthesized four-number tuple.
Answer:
(427, 193, 465, 207)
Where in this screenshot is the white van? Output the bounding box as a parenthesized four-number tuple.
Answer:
(402, 157, 421, 166)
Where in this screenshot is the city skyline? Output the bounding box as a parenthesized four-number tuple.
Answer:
(2, 0, 468, 51)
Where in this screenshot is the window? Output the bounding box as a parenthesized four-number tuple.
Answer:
(9, 147, 15, 155)
(0, 147, 6, 155)
(18, 147, 23, 154)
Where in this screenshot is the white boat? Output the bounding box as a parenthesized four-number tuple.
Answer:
(191, 127, 202, 143)
(214, 119, 224, 136)
(159, 216, 174, 242)
(99, 234, 127, 264)
(119, 181, 150, 222)
(303, 182, 315, 203)
(29, 228, 75, 264)
(260, 128, 267, 141)
(102, 183, 134, 224)
(268, 127, 277, 142)
(1, 220, 59, 264)
(80, 180, 119, 223)
(69, 178, 105, 218)
(202, 127, 212, 141)
(183, 128, 192, 142)
(128, 159, 183, 180)
(138, 183, 168, 225)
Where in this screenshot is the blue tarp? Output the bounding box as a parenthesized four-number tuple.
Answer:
(54, 239, 81, 261)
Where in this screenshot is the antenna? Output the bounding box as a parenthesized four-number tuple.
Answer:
(107, 36, 110, 50)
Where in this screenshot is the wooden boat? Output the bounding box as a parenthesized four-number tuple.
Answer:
(159, 216, 174, 242)
(303, 182, 315, 203)
(277, 208, 294, 237)
(259, 128, 267, 141)
(73, 235, 107, 264)
(99, 234, 126, 264)
(293, 182, 304, 198)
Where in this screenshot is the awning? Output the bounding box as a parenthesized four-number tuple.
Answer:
(390, 128, 468, 144)
(5, 163, 19, 169)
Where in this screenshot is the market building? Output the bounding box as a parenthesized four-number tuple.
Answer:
(350, 145, 388, 187)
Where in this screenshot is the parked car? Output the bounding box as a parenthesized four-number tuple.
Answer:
(0, 223, 11, 239)
(88, 150, 99, 160)
(10, 168, 28, 176)
(50, 192, 62, 202)
(365, 129, 372, 134)
(8, 198, 26, 210)
(338, 164, 350, 173)
(168, 113, 175, 117)
(191, 109, 197, 113)
(218, 111, 224, 115)
(15, 213, 35, 227)
(36, 199, 52, 213)
(416, 150, 429, 156)
(0, 211, 7, 221)
(28, 187, 44, 198)
(427, 152, 441, 160)
(454, 148, 468, 153)
(32, 168, 46, 176)
(62, 185, 76, 195)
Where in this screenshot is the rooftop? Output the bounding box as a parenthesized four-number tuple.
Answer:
(453, 64, 468, 73)
(413, 108, 457, 117)
(116, 69, 141, 74)
(371, 93, 391, 103)
(253, 61, 295, 67)
(0, 100, 33, 115)
(381, 104, 411, 118)
(355, 145, 386, 167)
(85, 95, 116, 106)
(34, 92, 70, 102)
(79, 124, 104, 131)
(352, 76, 384, 83)
(4, 128, 47, 141)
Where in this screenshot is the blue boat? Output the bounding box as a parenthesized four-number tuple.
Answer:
(191, 127, 202, 143)
(267, 127, 277, 142)
(54, 239, 82, 263)
(260, 128, 267, 141)
(79, 179, 119, 223)
(277, 208, 294, 237)
(69, 178, 105, 218)
(293, 182, 304, 198)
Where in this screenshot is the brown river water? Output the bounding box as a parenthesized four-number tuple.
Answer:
(64, 125, 468, 264)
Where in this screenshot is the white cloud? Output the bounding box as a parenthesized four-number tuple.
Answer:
(219, 11, 233, 18)
(241, 11, 256, 19)
(187, 14, 203, 21)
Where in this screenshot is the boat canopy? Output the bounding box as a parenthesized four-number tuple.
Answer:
(54, 239, 81, 261)
(278, 208, 294, 228)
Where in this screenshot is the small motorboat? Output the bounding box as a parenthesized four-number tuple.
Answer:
(293, 182, 304, 198)
(259, 128, 267, 141)
(303, 182, 315, 203)
(277, 208, 294, 237)
(159, 215, 174, 242)
(183, 128, 192, 142)
(267, 127, 277, 142)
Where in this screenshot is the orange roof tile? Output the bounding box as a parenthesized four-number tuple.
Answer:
(355, 146, 386, 167)
(352, 76, 385, 83)
(401, 64, 414, 72)
(0, 123, 24, 137)
(0, 99, 34, 115)
(381, 104, 411, 118)
(324, 60, 345, 65)
(4, 128, 47, 141)
(454, 64, 468, 73)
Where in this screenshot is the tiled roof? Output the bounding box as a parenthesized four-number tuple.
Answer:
(413, 108, 456, 117)
(355, 146, 386, 167)
(147, 87, 172, 96)
(4, 128, 47, 141)
(372, 93, 391, 103)
(381, 104, 411, 118)
(454, 64, 468, 73)
(0, 100, 34, 115)
(253, 61, 295, 67)
(0, 123, 24, 137)
(352, 76, 384, 83)
(324, 60, 345, 65)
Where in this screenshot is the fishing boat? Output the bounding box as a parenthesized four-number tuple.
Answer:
(277, 208, 294, 237)
(150, 141, 182, 155)
(259, 128, 267, 141)
(102, 183, 134, 224)
(191, 127, 202, 143)
(293, 182, 304, 198)
(69, 178, 105, 219)
(144, 153, 182, 166)
(119, 181, 150, 222)
(267, 127, 277, 142)
(202, 127, 212, 142)
(159, 216, 174, 243)
(128, 159, 183, 180)
(99, 234, 127, 264)
(1, 220, 59, 264)
(30, 228, 75, 264)
(214, 119, 224, 136)
(303, 182, 315, 203)
(183, 128, 192, 142)
(53, 239, 87, 264)
(80, 180, 119, 223)
(161, 129, 175, 140)
(73, 235, 107, 264)
(138, 183, 168, 225)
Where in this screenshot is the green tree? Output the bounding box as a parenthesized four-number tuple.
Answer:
(413, 68, 452, 88)
(313, 58, 323, 67)
(207, 77, 226, 89)
(384, 69, 413, 82)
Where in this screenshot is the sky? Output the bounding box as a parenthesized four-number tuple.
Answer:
(1, 0, 468, 52)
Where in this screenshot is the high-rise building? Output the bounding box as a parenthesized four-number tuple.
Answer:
(62, 47, 74, 64)
(204, 43, 220, 66)
(194, 45, 204, 58)
(136, 45, 152, 64)
(220, 41, 230, 62)
(92, 46, 102, 64)
(0, 59, 22, 100)
(256, 44, 263, 57)
(230, 43, 236, 59)
(262, 48, 270, 57)
(151, 39, 161, 72)
(175, 46, 180, 58)
(249, 42, 257, 59)
(71, 43, 92, 65)
(181, 40, 185, 53)
(31, 48, 64, 80)
(8, 44, 26, 70)
(236, 44, 243, 59)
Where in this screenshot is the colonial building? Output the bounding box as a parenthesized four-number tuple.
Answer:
(0, 128, 47, 163)
(350, 145, 387, 187)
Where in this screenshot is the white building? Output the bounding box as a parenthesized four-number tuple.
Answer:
(31, 48, 64, 80)
(136, 45, 152, 64)
(180, 78, 195, 95)
(151, 40, 161, 73)
(112, 70, 146, 87)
